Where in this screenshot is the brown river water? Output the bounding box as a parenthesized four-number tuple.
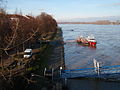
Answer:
(59, 24, 120, 90)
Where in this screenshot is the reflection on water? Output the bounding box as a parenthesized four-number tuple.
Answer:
(77, 43, 97, 49)
(67, 78, 120, 90)
(59, 24, 120, 90)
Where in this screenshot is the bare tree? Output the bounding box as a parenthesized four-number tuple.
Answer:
(0, 0, 7, 14)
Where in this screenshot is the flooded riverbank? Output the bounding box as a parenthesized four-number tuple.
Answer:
(60, 24, 120, 90)
(60, 24, 120, 69)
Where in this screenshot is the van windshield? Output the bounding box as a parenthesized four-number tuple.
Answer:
(24, 52, 31, 55)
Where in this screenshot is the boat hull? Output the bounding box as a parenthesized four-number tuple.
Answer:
(77, 38, 97, 46)
(88, 42, 97, 46)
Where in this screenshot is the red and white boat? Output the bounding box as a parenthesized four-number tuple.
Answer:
(76, 35, 97, 46)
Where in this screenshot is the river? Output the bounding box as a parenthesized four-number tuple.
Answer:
(59, 24, 120, 90)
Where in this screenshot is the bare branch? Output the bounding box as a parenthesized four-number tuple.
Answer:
(5, 19, 19, 50)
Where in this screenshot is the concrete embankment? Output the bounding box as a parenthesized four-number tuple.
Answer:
(40, 28, 66, 90)
(47, 28, 65, 70)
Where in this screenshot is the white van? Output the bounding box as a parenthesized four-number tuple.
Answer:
(24, 49, 32, 58)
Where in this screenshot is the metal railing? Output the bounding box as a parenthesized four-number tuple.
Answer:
(61, 59, 120, 79)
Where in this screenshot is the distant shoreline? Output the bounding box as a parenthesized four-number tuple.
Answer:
(57, 20, 120, 25)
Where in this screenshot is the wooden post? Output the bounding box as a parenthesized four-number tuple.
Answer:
(65, 78, 67, 86)
(93, 59, 100, 75)
(93, 59, 97, 73)
(60, 67, 62, 77)
(97, 62, 100, 75)
(44, 68, 46, 77)
(52, 68, 54, 81)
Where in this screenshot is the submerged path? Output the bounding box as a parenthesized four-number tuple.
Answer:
(47, 29, 65, 71)
(61, 64, 120, 80)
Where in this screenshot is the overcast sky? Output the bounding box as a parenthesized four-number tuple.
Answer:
(6, 0, 120, 21)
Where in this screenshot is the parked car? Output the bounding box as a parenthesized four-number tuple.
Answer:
(24, 49, 32, 58)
